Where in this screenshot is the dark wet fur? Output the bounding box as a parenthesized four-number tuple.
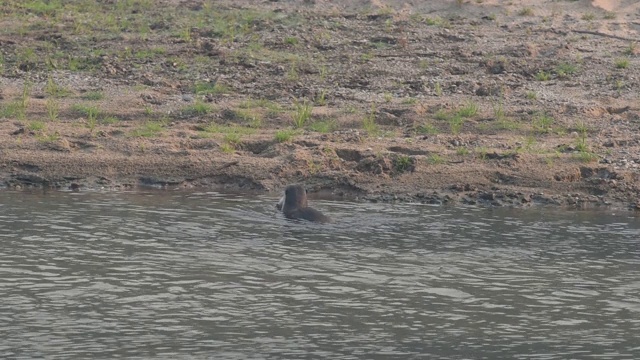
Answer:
(282, 184, 331, 223)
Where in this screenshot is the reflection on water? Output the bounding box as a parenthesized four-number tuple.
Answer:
(0, 190, 639, 359)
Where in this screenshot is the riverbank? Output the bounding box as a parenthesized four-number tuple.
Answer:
(1, 0, 639, 210)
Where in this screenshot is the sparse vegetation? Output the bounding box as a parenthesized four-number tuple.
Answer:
(292, 100, 312, 128)
(518, 8, 533, 16)
(195, 81, 230, 95)
(428, 154, 445, 165)
(72, 104, 101, 131)
(0, 1, 633, 208)
(449, 115, 465, 134)
(130, 121, 165, 137)
(416, 123, 439, 135)
(535, 71, 550, 81)
(476, 146, 489, 160)
(284, 37, 299, 46)
(623, 42, 637, 56)
(457, 101, 479, 118)
(45, 77, 71, 98)
(434, 82, 443, 96)
(310, 120, 336, 133)
(82, 91, 104, 101)
(181, 102, 212, 117)
(394, 155, 413, 172)
(556, 63, 578, 77)
(28, 120, 46, 132)
(533, 113, 554, 134)
(316, 90, 327, 106)
(46, 98, 59, 121)
(363, 104, 379, 135)
(275, 129, 296, 142)
(615, 58, 629, 69)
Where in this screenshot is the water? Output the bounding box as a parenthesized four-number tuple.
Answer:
(1, 190, 639, 359)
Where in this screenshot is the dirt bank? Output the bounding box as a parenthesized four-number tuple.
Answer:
(0, 0, 639, 210)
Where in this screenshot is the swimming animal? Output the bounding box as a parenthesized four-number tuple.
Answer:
(277, 184, 331, 223)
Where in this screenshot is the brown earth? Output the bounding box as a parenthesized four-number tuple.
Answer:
(0, 0, 639, 210)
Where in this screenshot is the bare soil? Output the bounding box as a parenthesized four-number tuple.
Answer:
(1, 0, 639, 210)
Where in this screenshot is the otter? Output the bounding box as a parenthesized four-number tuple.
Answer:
(277, 184, 331, 223)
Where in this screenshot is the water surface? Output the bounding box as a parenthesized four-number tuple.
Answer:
(1, 190, 639, 359)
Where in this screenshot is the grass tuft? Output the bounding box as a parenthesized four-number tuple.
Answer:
(292, 100, 312, 128)
(275, 128, 296, 142)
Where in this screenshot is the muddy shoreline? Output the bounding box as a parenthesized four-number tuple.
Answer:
(1, 0, 639, 211)
(1, 146, 640, 211)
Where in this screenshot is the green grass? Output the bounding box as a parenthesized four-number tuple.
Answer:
(495, 118, 522, 131)
(526, 91, 537, 100)
(424, 16, 448, 27)
(238, 98, 282, 117)
(195, 81, 230, 95)
(102, 116, 120, 125)
(457, 101, 479, 118)
(134, 47, 166, 59)
(46, 98, 59, 121)
(415, 123, 439, 135)
(28, 120, 46, 132)
(456, 147, 469, 156)
(394, 155, 413, 172)
(224, 132, 241, 146)
(434, 109, 449, 121)
(476, 146, 489, 160)
(292, 100, 312, 128)
(556, 63, 578, 77)
(45, 77, 72, 98)
(275, 128, 296, 142)
(220, 143, 235, 153)
(0, 102, 22, 119)
(201, 123, 255, 136)
(574, 151, 598, 163)
(130, 121, 165, 137)
(36, 133, 60, 143)
(233, 108, 263, 128)
(360, 52, 374, 62)
(535, 71, 551, 81)
(615, 58, 629, 69)
(286, 62, 299, 81)
(309, 120, 336, 133)
(402, 97, 417, 105)
(284, 37, 298, 46)
(434, 82, 442, 96)
(181, 102, 212, 117)
(363, 104, 379, 135)
(315, 90, 327, 106)
(449, 115, 465, 134)
(428, 154, 445, 165)
(72, 104, 100, 119)
(72, 104, 101, 130)
(82, 91, 104, 101)
(533, 113, 554, 134)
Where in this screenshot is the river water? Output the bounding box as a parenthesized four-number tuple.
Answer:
(0, 190, 639, 359)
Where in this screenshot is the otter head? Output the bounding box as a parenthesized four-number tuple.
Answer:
(283, 184, 308, 211)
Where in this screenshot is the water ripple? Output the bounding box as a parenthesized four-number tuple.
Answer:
(0, 191, 639, 359)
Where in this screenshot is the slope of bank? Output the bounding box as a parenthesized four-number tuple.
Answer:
(0, 0, 639, 210)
